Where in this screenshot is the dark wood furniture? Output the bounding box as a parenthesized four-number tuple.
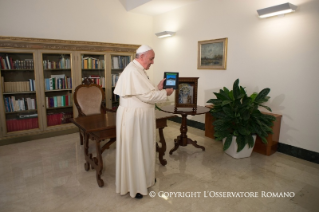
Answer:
(73, 78, 115, 145)
(204, 105, 282, 156)
(71, 110, 175, 187)
(158, 105, 210, 154)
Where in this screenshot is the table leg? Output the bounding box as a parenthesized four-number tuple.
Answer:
(170, 113, 205, 154)
(83, 132, 90, 171)
(94, 140, 104, 187)
(156, 127, 167, 166)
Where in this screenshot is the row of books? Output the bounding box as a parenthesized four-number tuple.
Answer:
(0, 55, 34, 70)
(3, 79, 36, 93)
(112, 56, 130, 69)
(6, 117, 39, 132)
(45, 94, 72, 108)
(111, 74, 120, 87)
(82, 57, 105, 69)
(43, 57, 71, 69)
(47, 112, 73, 126)
(4, 96, 37, 112)
(82, 76, 105, 88)
(44, 75, 72, 90)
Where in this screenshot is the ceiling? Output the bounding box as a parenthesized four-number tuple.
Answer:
(119, 0, 201, 16)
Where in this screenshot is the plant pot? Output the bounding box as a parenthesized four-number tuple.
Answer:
(222, 135, 257, 159)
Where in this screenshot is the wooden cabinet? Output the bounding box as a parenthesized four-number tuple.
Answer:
(204, 105, 282, 156)
(0, 36, 137, 144)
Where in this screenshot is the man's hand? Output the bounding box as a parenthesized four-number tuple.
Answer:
(166, 88, 174, 96)
(157, 78, 166, 90)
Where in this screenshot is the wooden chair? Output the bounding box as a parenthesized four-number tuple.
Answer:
(74, 77, 115, 145)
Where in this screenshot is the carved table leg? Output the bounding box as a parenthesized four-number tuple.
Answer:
(79, 129, 84, 145)
(169, 136, 180, 155)
(170, 113, 205, 154)
(157, 128, 167, 166)
(94, 140, 104, 187)
(187, 138, 205, 151)
(83, 132, 90, 171)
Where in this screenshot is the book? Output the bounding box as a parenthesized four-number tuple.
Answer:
(6, 55, 11, 69)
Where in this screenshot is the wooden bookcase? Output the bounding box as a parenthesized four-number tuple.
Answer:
(0, 36, 137, 144)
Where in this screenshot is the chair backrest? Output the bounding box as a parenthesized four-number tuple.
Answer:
(74, 78, 106, 117)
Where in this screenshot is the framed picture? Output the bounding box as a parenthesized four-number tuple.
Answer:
(175, 77, 198, 109)
(197, 37, 228, 70)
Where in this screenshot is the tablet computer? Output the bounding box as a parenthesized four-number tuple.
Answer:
(163, 72, 179, 89)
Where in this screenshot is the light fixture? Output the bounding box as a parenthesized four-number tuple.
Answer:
(155, 31, 176, 38)
(257, 2, 297, 18)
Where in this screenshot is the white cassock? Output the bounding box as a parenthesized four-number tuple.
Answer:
(113, 59, 167, 198)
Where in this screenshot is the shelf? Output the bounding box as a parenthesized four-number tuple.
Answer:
(1, 69, 34, 72)
(3, 91, 36, 95)
(46, 106, 73, 110)
(43, 69, 71, 71)
(5, 109, 38, 114)
(82, 69, 104, 71)
(45, 89, 72, 92)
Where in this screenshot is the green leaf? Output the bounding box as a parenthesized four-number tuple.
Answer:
(255, 88, 270, 103)
(236, 135, 246, 152)
(259, 105, 272, 112)
(222, 100, 232, 106)
(206, 99, 222, 105)
(223, 134, 233, 151)
(246, 135, 255, 148)
(214, 92, 229, 100)
(222, 106, 234, 117)
(211, 111, 226, 119)
(233, 79, 240, 99)
(260, 136, 268, 144)
(238, 126, 251, 136)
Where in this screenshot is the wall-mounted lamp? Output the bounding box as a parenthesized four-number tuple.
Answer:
(155, 31, 176, 38)
(257, 2, 297, 18)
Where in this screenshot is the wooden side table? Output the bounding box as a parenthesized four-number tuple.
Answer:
(205, 105, 282, 156)
(158, 105, 210, 154)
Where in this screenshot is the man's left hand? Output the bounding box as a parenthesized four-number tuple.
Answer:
(157, 78, 166, 90)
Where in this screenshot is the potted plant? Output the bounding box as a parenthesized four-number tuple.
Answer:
(206, 79, 276, 158)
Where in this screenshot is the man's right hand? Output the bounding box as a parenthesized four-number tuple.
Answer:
(166, 88, 174, 96)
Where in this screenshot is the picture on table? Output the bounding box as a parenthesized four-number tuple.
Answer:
(178, 83, 193, 104)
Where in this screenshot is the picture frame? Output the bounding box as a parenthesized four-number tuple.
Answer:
(175, 77, 198, 109)
(197, 37, 228, 70)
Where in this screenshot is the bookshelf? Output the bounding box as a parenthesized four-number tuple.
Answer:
(0, 50, 40, 135)
(108, 53, 132, 110)
(41, 52, 74, 128)
(0, 36, 137, 144)
(81, 53, 105, 88)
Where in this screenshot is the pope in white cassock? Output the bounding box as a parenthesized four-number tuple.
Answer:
(114, 45, 174, 199)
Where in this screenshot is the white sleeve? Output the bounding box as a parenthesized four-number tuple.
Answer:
(136, 89, 167, 104)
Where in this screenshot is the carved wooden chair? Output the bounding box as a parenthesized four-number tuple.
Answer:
(74, 77, 115, 145)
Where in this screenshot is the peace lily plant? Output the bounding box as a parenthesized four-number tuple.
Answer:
(207, 79, 276, 154)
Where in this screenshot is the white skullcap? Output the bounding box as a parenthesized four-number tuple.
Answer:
(136, 45, 153, 54)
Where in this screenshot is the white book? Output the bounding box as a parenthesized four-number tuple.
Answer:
(112, 57, 119, 69)
(31, 99, 35, 110)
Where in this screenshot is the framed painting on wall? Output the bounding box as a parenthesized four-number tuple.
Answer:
(198, 38, 228, 70)
(175, 77, 198, 109)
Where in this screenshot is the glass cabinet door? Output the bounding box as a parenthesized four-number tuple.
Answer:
(0, 52, 39, 133)
(42, 53, 73, 127)
(81, 54, 105, 87)
(110, 54, 131, 110)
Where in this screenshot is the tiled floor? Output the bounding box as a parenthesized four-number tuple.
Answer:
(0, 121, 318, 212)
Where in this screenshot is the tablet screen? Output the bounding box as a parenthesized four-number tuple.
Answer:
(163, 72, 179, 89)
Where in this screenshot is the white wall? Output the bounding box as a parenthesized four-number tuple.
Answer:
(153, 0, 319, 153)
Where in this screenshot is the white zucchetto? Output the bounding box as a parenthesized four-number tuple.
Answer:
(136, 45, 153, 54)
